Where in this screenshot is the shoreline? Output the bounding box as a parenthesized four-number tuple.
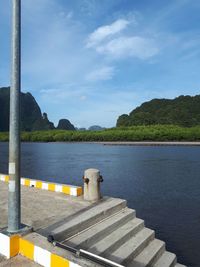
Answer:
(99, 141, 200, 146)
(1, 140, 200, 146)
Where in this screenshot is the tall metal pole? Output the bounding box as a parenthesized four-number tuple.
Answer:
(8, 0, 21, 233)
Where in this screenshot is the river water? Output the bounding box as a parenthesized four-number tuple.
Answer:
(0, 142, 199, 267)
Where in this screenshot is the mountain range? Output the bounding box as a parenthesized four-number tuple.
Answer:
(2, 87, 199, 131)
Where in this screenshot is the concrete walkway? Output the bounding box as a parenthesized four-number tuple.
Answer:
(0, 181, 90, 231)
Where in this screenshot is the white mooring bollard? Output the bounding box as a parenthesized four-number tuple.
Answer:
(83, 168, 103, 201)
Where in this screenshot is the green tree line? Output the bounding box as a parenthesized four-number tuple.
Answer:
(1, 125, 200, 142)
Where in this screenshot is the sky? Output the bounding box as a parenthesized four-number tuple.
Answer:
(0, 0, 200, 128)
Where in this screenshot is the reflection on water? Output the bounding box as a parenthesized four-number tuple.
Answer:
(0, 142, 199, 267)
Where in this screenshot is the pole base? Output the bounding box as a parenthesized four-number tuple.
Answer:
(5, 224, 33, 236)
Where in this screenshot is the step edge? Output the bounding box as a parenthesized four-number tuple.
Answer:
(71, 209, 136, 249)
(89, 219, 145, 256)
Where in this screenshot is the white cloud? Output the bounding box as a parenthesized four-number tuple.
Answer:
(86, 66, 115, 81)
(96, 36, 159, 59)
(86, 18, 159, 60)
(86, 19, 129, 48)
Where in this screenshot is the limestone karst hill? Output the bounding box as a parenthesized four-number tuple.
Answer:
(117, 95, 200, 127)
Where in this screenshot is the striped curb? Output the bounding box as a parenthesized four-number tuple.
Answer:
(0, 174, 82, 197)
(19, 238, 81, 267)
(0, 232, 19, 258)
(0, 232, 81, 266)
(0, 174, 9, 182)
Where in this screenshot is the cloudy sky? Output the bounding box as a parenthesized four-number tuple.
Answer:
(0, 0, 200, 128)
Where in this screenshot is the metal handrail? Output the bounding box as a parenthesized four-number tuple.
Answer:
(51, 240, 125, 267)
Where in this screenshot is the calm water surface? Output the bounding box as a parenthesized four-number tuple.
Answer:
(0, 142, 199, 267)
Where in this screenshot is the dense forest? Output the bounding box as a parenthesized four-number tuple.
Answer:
(0, 125, 200, 142)
(117, 95, 200, 127)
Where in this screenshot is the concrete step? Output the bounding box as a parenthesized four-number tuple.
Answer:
(108, 228, 155, 265)
(128, 239, 165, 267)
(47, 197, 127, 241)
(89, 218, 144, 256)
(175, 264, 187, 267)
(153, 251, 177, 267)
(66, 208, 135, 249)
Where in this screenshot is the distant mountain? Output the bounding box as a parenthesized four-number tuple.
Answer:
(0, 87, 55, 131)
(88, 125, 106, 131)
(0, 87, 74, 132)
(117, 95, 200, 127)
(57, 119, 75, 130)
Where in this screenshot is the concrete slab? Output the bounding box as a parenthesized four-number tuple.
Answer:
(0, 255, 5, 263)
(0, 181, 90, 231)
(0, 255, 42, 266)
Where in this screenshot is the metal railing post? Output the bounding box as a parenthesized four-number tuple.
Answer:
(7, 0, 21, 233)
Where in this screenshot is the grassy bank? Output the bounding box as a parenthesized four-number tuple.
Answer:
(1, 125, 200, 142)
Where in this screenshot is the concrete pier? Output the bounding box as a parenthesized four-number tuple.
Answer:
(0, 180, 186, 267)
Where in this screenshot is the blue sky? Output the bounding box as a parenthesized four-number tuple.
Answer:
(0, 0, 200, 128)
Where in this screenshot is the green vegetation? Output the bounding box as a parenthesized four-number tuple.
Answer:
(1, 125, 200, 142)
(117, 95, 200, 127)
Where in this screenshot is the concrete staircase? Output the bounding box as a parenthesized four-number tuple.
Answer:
(46, 197, 186, 267)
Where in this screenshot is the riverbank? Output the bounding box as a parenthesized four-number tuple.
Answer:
(1, 125, 200, 142)
(101, 141, 200, 146)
